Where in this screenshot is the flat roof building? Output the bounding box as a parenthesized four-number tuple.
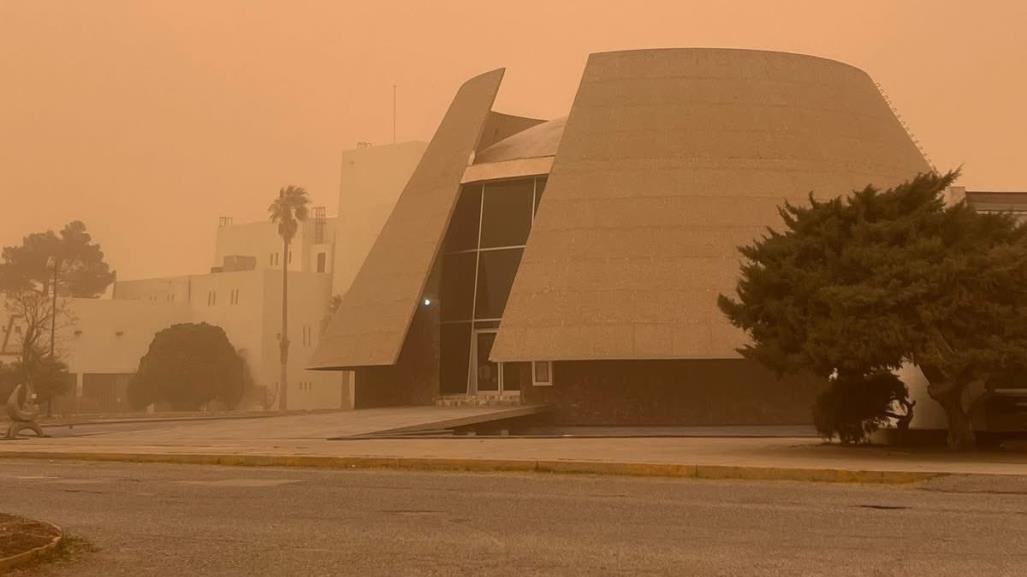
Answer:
(1, 141, 425, 415)
(311, 48, 936, 424)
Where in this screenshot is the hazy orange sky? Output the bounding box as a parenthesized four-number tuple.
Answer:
(2, 1, 1025, 280)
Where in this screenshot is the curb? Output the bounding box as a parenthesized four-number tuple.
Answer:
(0, 450, 941, 484)
(0, 518, 63, 572)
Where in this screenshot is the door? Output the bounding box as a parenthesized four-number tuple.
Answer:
(475, 330, 500, 393)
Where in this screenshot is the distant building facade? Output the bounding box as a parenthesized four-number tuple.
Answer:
(2, 142, 425, 413)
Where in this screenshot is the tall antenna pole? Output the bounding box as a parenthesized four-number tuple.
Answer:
(392, 84, 397, 144)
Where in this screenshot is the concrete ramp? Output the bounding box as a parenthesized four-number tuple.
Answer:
(43, 406, 550, 443)
(333, 405, 549, 439)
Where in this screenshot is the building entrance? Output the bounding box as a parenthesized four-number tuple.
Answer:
(473, 329, 500, 393)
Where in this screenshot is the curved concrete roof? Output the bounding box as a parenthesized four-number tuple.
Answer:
(474, 117, 567, 164)
(491, 48, 932, 362)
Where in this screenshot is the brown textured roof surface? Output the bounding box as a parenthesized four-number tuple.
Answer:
(491, 48, 932, 362)
(474, 117, 566, 164)
(310, 69, 504, 369)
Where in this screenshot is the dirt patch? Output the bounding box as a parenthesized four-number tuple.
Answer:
(0, 513, 61, 559)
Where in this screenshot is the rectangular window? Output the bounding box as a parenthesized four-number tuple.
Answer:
(440, 252, 476, 322)
(474, 248, 523, 320)
(316, 252, 326, 273)
(439, 323, 471, 395)
(443, 184, 483, 252)
(533, 361, 552, 386)
(481, 180, 533, 248)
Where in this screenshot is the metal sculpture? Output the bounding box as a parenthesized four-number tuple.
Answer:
(5, 384, 46, 439)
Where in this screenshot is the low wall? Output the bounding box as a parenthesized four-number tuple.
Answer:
(521, 359, 825, 426)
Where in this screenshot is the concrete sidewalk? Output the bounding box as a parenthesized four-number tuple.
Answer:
(2, 412, 1027, 483)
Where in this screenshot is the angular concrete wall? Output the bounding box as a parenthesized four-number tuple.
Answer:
(493, 48, 932, 362)
(310, 69, 505, 369)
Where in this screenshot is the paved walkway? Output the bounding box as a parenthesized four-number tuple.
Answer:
(2, 410, 1027, 479)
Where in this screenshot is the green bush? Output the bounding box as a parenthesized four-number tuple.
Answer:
(813, 372, 910, 444)
(128, 323, 245, 411)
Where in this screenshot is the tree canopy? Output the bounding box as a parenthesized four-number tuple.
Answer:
(268, 185, 310, 245)
(0, 356, 72, 408)
(127, 323, 247, 411)
(719, 171, 1027, 449)
(0, 221, 114, 404)
(0, 220, 115, 298)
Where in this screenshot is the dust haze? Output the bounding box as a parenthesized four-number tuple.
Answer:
(2, 0, 1025, 280)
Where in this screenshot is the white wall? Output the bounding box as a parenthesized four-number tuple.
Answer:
(112, 276, 191, 304)
(258, 269, 341, 410)
(59, 298, 191, 374)
(333, 141, 426, 299)
(109, 268, 345, 411)
(899, 363, 948, 429)
(213, 218, 338, 275)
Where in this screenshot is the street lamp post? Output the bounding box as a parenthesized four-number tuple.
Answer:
(46, 255, 60, 417)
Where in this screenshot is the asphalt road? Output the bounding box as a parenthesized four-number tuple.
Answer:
(2, 460, 1026, 576)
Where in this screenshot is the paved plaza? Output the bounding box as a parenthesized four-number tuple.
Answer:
(2, 410, 1026, 480)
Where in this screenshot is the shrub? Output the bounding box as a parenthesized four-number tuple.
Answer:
(813, 372, 911, 444)
(128, 323, 245, 411)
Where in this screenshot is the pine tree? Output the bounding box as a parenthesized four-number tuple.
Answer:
(719, 171, 1027, 449)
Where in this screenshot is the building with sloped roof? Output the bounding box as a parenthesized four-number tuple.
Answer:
(311, 48, 935, 425)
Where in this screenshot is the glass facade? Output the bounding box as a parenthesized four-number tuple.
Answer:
(438, 176, 547, 395)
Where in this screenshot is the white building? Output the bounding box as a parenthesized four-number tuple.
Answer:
(1, 141, 426, 414)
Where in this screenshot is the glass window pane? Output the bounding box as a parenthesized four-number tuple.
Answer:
(440, 252, 476, 321)
(475, 248, 523, 319)
(534, 361, 551, 383)
(443, 184, 482, 252)
(534, 177, 547, 214)
(440, 323, 471, 395)
(481, 180, 533, 248)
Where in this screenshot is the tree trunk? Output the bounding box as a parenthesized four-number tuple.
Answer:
(937, 392, 976, 450)
(279, 239, 289, 412)
(920, 364, 978, 451)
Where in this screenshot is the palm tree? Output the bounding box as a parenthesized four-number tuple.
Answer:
(268, 185, 310, 411)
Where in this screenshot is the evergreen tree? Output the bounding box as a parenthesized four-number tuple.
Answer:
(128, 323, 246, 411)
(719, 171, 1027, 449)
